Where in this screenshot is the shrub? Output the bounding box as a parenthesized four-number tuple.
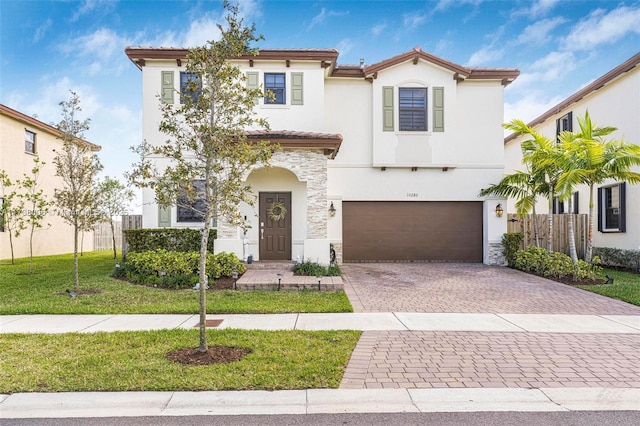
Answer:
(121, 250, 246, 289)
(502, 232, 523, 267)
(593, 247, 640, 272)
(124, 228, 216, 254)
(513, 246, 601, 281)
(293, 260, 341, 277)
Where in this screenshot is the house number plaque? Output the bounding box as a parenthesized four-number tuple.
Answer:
(406, 193, 419, 198)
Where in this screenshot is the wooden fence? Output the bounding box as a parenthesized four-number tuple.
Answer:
(121, 214, 142, 257)
(507, 214, 588, 259)
(93, 221, 122, 252)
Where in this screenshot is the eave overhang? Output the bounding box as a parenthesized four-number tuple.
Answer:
(245, 130, 342, 159)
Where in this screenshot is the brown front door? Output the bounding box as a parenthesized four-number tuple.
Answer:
(259, 192, 292, 260)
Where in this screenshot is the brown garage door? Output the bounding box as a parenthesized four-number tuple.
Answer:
(342, 201, 483, 262)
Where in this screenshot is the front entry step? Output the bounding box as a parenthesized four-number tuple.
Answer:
(237, 268, 343, 291)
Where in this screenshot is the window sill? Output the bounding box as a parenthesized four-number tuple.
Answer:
(395, 131, 432, 136)
(261, 104, 290, 110)
(600, 229, 624, 233)
(24, 151, 38, 156)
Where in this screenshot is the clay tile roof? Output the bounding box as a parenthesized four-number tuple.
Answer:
(0, 104, 101, 151)
(504, 51, 640, 144)
(363, 47, 470, 78)
(245, 130, 343, 158)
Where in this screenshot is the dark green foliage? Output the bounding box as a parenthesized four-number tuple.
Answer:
(124, 228, 216, 254)
(502, 232, 524, 267)
(122, 250, 245, 289)
(513, 246, 602, 281)
(293, 260, 342, 277)
(593, 247, 640, 272)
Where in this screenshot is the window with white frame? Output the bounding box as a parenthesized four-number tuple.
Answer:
(598, 183, 626, 232)
(25, 130, 36, 154)
(399, 88, 427, 131)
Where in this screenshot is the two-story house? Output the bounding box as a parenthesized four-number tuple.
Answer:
(125, 46, 519, 265)
(504, 52, 640, 252)
(0, 104, 101, 260)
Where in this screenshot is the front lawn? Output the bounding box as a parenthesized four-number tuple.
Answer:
(577, 268, 640, 306)
(0, 251, 352, 314)
(0, 329, 361, 393)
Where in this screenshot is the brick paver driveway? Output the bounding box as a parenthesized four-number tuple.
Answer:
(342, 263, 640, 314)
(339, 263, 640, 389)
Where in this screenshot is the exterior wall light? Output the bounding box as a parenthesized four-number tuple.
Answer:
(495, 203, 504, 217)
(329, 202, 336, 217)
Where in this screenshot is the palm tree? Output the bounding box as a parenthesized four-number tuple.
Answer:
(556, 111, 640, 262)
(501, 120, 560, 251)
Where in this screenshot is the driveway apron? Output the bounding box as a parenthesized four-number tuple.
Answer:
(339, 263, 640, 389)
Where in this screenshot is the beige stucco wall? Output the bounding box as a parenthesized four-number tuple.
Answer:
(0, 109, 95, 260)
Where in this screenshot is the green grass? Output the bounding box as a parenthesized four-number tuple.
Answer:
(577, 268, 640, 306)
(0, 251, 353, 314)
(0, 329, 361, 393)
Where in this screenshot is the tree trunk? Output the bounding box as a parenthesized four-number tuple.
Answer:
(586, 184, 595, 263)
(110, 218, 117, 259)
(567, 199, 578, 263)
(531, 204, 540, 247)
(198, 212, 211, 353)
(547, 196, 553, 253)
(74, 221, 80, 290)
(29, 224, 34, 274)
(9, 230, 15, 265)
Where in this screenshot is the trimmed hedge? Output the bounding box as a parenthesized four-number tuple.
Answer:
(124, 228, 216, 254)
(593, 247, 640, 272)
(513, 246, 601, 281)
(121, 250, 246, 289)
(292, 260, 341, 277)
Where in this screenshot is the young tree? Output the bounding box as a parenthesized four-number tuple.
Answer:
(0, 170, 20, 264)
(557, 111, 640, 262)
(129, 2, 275, 352)
(53, 91, 103, 289)
(15, 158, 50, 273)
(96, 176, 135, 259)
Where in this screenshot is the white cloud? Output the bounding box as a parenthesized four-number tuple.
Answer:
(515, 17, 566, 45)
(33, 18, 52, 43)
(509, 51, 577, 93)
(371, 22, 387, 37)
(527, 0, 561, 17)
(308, 7, 349, 31)
(435, 0, 484, 13)
(71, 0, 116, 23)
(181, 14, 225, 47)
(504, 92, 562, 130)
(563, 6, 640, 51)
(402, 11, 427, 30)
(335, 39, 355, 60)
(466, 46, 504, 66)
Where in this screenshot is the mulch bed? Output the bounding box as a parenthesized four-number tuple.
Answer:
(166, 346, 252, 365)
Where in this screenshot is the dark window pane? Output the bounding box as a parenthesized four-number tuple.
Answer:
(264, 73, 285, 104)
(399, 88, 427, 131)
(177, 180, 206, 222)
(180, 72, 201, 104)
(25, 130, 35, 153)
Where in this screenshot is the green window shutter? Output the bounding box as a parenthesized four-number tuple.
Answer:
(291, 72, 304, 105)
(158, 206, 171, 227)
(246, 71, 259, 104)
(161, 71, 174, 104)
(433, 87, 444, 132)
(382, 86, 394, 131)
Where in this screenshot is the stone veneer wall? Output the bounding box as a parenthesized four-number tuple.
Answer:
(217, 149, 328, 239)
(487, 242, 506, 266)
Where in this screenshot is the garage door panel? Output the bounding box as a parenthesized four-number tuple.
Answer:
(343, 201, 482, 262)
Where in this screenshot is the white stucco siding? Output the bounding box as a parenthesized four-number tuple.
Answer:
(456, 81, 505, 167)
(370, 61, 458, 167)
(325, 80, 372, 165)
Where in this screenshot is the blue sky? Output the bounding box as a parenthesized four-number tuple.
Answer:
(2, 0, 640, 212)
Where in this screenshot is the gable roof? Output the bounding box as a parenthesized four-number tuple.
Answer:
(0, 104, 101, 151)
(360, 47, 519, 85)
(504, 51, 640, 144)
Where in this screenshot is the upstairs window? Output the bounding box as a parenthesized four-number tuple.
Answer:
(399, 88, 427, 131)
(177, 180, 206, 223)
(553, 192, 579, 214)
(180, 72, 201, 104)
(556, 112, 572, 142)
(598, 183, 626, 232)
(264, 73, 285, 104)
(25, 130, 36, 154)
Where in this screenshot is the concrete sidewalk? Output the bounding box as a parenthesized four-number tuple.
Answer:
(1, 312, 639, 334)
(2, 388, 640, 418)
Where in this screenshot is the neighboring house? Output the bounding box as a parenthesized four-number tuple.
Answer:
(504, 52, 640, 251)
(0, 104, 101, 260)
(125, 46, 519, 265)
